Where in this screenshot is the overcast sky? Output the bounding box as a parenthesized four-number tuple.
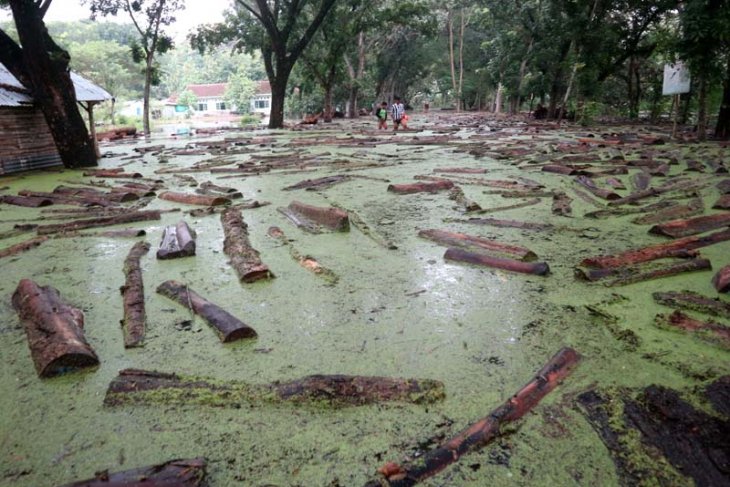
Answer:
(1, 0, 231, 39)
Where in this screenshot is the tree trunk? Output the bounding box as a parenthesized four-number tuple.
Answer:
(448, 9, 457, 98)
(221, 207, 274, 282)
(120, 241, 150, 348)
(8, 0, 97, 168)
(323, 83, 334, 122)
(494, 82, 503, 114)
(457, 8, 466, 112)
(715, 56, 730, 139)
(697, 75, 708, 141)
(143, 54, 153, 137)
(269, 74, 289, 128)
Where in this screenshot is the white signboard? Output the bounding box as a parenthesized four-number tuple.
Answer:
(663, 62, 691, 95)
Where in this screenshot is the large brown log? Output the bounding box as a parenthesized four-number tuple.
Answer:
(278, 200, 350, 233)
(581, 228, 730, 268)
(712, 264, 730, 293)
(455, 217, 552, 231)
(542, 164, 579, 175)
(444, 247, 549, 275)
(158, 191, 231, 207)
(649, 212, 730, 238)
(434, 167, 487, 174)
(367, 347, 580, 487)
(12, 279, 99, 377)
(18, 190, 113, 207)
(713, 195, 730, 210)
(653, 290, 730, 320)
(631, 198, 704, 225)
(604, 259, 711, 287)
(104, 369, 445, 408)
(387, 180, 454, 194)
(655, 310, 730, 349)
(52, 185, 139, 203)
(575, 250, 699, 281)
(36, 210, 161, 235)
(718, 179, 730, 194)
(418, 229, 537, 261)
(221, 208, 273, 283)
(120, 241, 150, 348)
(58, 458, 206, 487)
(156, 221, 196, 260)
(156, 280, 257, 342)
(83, 169, 142, 179)
(575, 175, 621, 200)
(0, 236, 48, 259)
(0, 194, 53, 207)
(283, 175, 351, 191)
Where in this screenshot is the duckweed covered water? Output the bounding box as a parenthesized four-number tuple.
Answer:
(1, 115, 728, 486)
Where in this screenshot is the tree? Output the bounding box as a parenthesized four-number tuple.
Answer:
(191, 0, 338, 129)
(224, 72, 256, 113)
(0, 0, 97, 168)
(85, 0, 183, 136)
(176, 88, 197, 116)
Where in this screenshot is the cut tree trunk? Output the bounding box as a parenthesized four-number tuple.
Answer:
(18, 190, 113, 207)
(448, 186, 482, 212)
(157, 221, 196, 260)
(104, 369, 445, 408)
(632, 171, 652, 191)
(604, 259, 711, 287)
(387, 181, 454, 194)
(0, 236, 48, 259)
(456, 217, 552, 231)
(156, 280, 257, 342)
(58, 458, 206, 487)
(119, 241, 150, 348)
(575, 176, 621, 200)
(36, 210, 161, 235)
(0, 195, 53, 207)
(649, 213, 730, 238)
(418, 229, 537, 261)
(12, 279, 99, 377)
(221, 208, 273, 283)
(284, 175, 351, 191)
(712, 264, 730, 293)
(655, 310, 730, 350)
(631, 198, 704, 225)
(278, 201, 350, 233)
(159, 192, 231, 207)
(444, 247, 549, 275)
(653, 291, 730, 320)
(713, 195, 730, 210)
(367, 347, 580, 487)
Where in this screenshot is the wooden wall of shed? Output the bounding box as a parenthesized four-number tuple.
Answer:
(0, 106, 62, 175)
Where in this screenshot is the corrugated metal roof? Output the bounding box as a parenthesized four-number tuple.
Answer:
(0, 64, 112, 107)
(71, 72, 112, 102)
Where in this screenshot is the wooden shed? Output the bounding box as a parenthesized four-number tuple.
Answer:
(0, 64, 112, 175)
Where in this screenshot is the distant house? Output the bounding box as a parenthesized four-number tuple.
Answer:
(0, 64, 112, 175)
(250, 80, 272, 116)
(163, 80, 272, 118)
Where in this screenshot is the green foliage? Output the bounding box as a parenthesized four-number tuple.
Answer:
(239, 113, 262, 126)
(225, 73, 256, 114)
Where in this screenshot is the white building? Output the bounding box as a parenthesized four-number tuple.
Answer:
(250, 80, 272, 115)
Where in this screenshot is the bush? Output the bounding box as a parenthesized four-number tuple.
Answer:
(239, 114, 262, 126)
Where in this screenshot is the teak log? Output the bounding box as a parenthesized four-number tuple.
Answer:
(120, 241, 150, 348)
(713, 195, 730, 210)
(574, 250, 699, 281)
(104, 369, 445, 408)
(157, 221, 196, 260)
(157, 280, 257, 342)
(458, 217, 552, 231)
(53, 185, 138, 203)
(0, 194, 53, 207)
(653, 290, 730, 320)
(444, 247, 550, 275)
(434, 167, 487, 174)
(712, 264, 730, 293)
(542, 164, 578, 175)
(0, 236, 48, 259)
(631, 198, 704, 225)
(367, 347, 580, 487)
(632, 171, 651, 191)
(283, 175, 351, 191)
(655, 310, 730, 350)
(58, 458, 206, 487)
(552, 192, 573, 216)
(649, 212, 730, 238)
(278, 200, 350, 233)
(18, 189, 113, 207)
(36, 210, 161, 235)
(448, 186, 482, 212)
(83, 169, 142, 179)
(158, 191, 231, 207)
(12, 279, 99, 377)
(575, 176, 621, 200)
(200, 181, 239, 194)
(221, 208, 273, 283)
(387, 180, 454, 194)
(580, 228, 730, 268)
(604, 259, 711, 287)
(418, 229, 537, 261)
(718, 179, 730, 194)
(96, 228, 147, 238)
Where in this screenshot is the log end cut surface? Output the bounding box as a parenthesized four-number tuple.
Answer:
(59, 457, 206, 487)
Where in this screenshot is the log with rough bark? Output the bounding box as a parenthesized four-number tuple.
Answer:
(58, 458, 206, 487)
(444, 247, 549, 275)
(267, 226, 338, 285)
(278, 200, 350, 233)
(653, 290, 730, 320)
(120, 241, 150, 348)
(448, 186, 482, 212)
(581, 228, 730, 268)
(649, 212, 730, 238)
(434, 167, 487, 174)
(36, 210, 161, 235)
(0, 194, 53, 207)
(455, 217, 552, 231)
(575, 175, 621, 200)
(713, 195, 730, 210)
(158, 191, 231, 207)
(552, 192, 573, 216)
(542, 164, 579, 175)
(418, 229, 537, 261)
(18, 189, 113, 207)
(718, 179, 730, 194)
(712, 264, 730, 292)
(655, 310, 730, 349)
(366, 347, 580, 487)
(631, 198, 704, 225)
(416, 175, 539, 192)
(604, 259, 711, 287)
(104, 369, 445, 408)
(12, 279, 99, 377)
(0, 236, 48, 259)
(83, 169, 142, 179)
(53, 185, 138, 203)
(221, 208, 273, 283)
(387, 180, 454, 194)
(95, 229, 147, 238)
(199, 181, 239, 194)
(283, 175, 351, 191)
(156, 221, 196, 260)
(631, 170, 651, 191)
(604, 177, 626, 190)
(156, 280, 257, 342)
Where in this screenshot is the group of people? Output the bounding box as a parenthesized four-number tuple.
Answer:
(375, 96, 409, 131)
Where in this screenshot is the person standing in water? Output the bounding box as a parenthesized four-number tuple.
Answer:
(390, 96, 405, 131)
(376, 101, 388, 130)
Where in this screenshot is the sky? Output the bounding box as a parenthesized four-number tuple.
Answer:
(1, 0, 231, 39)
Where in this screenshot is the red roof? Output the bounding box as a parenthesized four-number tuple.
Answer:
(187, 83, 227, 98)
(255, 80, 271, 95)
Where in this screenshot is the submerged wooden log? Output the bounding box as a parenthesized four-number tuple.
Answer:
(156, 221, 196, 260)
(95, 228, 146, 238)
(267, 226, 338, 285)
(542, 164, 578, 175)
(655, 310, 730, 349)
(448, 186, 481, 212)
(157, 280, 257, 342)
(53, 185, 139, 203)
(433, 167, 487, 174)
(575, 175, 621, 200)
(278, 200, 350, 233)
(199, 181, 239, 194)
(159, 191, 231, 207)
(387, 180, 454, 194)
(83, 169, 142, 179)
(36, 210, 161, 235)
(718, 179, 730, 194)
(104, 369, 445, 408)
(631, 198, 704, 225)
(120, 241, 150, 348)
(418, 229, 537, 261)
(604, 259, 711, 287)
(653, 290, 730, 320)
(367, 347, 580, 487)
(283, 175, 351, 191)
(455, 217, 552, 231)
(552, 191, 573, 216)
(444, 247, 549, 275)
(713, 194, 730, 210)
(221, 208, 273, 283)
(649, 212, 730, 238)
(575, 251, 699, 281)
(0, 194, 53, 207)
(712, 264, 730, 292)
(631, 170, 651, 191)
(12, 279, 99, 377)
(18, 189, 113, 207)
(581, 228, 730, 268)
(0, 236, 48, 259)
(59, 458, 206, 487)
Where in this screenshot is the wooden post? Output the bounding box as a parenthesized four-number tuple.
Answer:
(672, 94, 680, 139)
